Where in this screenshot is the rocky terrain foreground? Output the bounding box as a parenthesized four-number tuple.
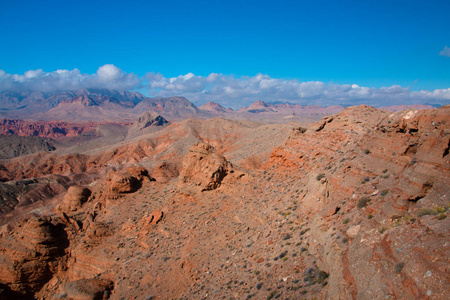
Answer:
(0, 105, 449, 299)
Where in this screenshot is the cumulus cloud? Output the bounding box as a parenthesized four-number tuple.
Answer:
(1, 66, 449, 108)
(439, 46, 450, 57)
(144, 72, 450, 108)
(0, 64, 140, 92)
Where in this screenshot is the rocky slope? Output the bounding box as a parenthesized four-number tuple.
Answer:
(0, 119, 114, 139)
(0, 105, 448, 299)
(0, 135, 55, 159)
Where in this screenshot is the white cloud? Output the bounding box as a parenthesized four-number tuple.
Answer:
(0, 66, 448, 108)
(439, 46, 450, 57)
(97, 64, 121, 82)
(144, 72, 450, 108)
(0, 64, 140, 92)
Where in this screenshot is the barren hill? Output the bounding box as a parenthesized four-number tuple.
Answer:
(0, 105, 448, 299)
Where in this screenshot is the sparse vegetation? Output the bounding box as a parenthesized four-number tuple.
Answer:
(408, 157, 417, 166)
(435, 206, 446, 213)
(364, 149, 371, 154)
(299, 228, 310, 235)
(342, 218, 350, 224)
(316, 173, 326, 181)
(303, 267, 329, 286)
(358, 196, 371, 209)
(379, 226, 387, 234)
(394, 262, 405, 273)
(267, 291, 277, 300)
(367, 214, 373, 219)
(380, 190, 389, 196)
(417, 206, 449, 218)
(417, 208, 435, 217)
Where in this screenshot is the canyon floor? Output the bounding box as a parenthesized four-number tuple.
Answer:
(0, 105, 449, 299)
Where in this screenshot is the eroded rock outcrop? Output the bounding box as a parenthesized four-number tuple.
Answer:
(179, 143, 234, 192)
(56, 186, 92, 213)
(105, 166, 153, 194)
(152, 161, 179, 183)
(0, 216, 68, 297)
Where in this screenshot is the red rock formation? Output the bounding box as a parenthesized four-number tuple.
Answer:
(0, 105, 447, 299)
(0, 119, 128, 139)
(266, 105, 450, 298)
(179, 143, 234, 192)
(0, 216, 68, 297)
(56, 186, 91, 213)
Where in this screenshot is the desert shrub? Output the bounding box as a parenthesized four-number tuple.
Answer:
(379, 226, 387, 234)
(293, 127, 307, 133)
(267, 291, 277, 300)
(382, 169, 388, 174)
(316, 173, 326, 181)
(394, 262, 405, 273)
(438, 213, 447, 220)
(408, 157, 417, 166)
(367, 214, 373, 219)
(435, 206, 446, 213)
(342, 218, 350, 224)
(364, 149, 371, 154)
(417, 208, 436, 217)
(299, 228, 310, 235)
(358, 197, 371, 209)
(380, 190, 389, 196)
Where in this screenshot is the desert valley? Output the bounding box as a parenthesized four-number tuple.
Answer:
(0, 89, 448, 299)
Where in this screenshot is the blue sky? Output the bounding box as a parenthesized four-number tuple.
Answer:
(0, 0, 449, 108)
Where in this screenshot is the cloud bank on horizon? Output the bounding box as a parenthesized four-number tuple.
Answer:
(1, 64, 449, 109)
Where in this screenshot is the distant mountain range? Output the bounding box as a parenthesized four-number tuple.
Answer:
(0, 88, 437, 123)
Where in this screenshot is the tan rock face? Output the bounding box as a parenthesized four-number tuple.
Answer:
(179, 143, 233, 192)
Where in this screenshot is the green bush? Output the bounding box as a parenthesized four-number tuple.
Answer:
(316, 173, 326, 181)
(394, 262, 405, 273)
(358, 197, 371, 209)
(417, 208, 436, 217)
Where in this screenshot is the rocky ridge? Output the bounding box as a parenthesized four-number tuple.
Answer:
(0, 105, 448, 299)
